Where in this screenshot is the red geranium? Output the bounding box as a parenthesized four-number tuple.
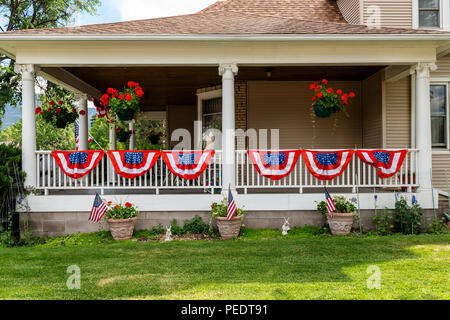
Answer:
(49, 101, 55, 106)
(119, 94, 125, 100)
(317, 92, 323, 98)
(327, 88, 334, 94)
(58, 101, 63, 105)
(100, 94, 109, 106)
(126, 94, 133, 101)
(48, 107, 52, 112)
(336, 89, 343, 95)
(322, 79, 328, 85)
(125, 202, 132, 208)
(79, 110, 86, 116)
(35, 107, 42, 114)
(56, 108, 61, 115)
(72, 108, 77, 113)
(349, 92, 356, 98)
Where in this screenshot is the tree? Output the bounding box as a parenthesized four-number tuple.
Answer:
(0, 0, 100, 126)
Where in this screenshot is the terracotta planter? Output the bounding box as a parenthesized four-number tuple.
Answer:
(327, 212, 355, 235)
(215, 215, 243, 240)
(107, 217, 137, 241)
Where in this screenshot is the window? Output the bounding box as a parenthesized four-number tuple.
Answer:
(430, 84, 448, 148)
(419, 0, 440, 28)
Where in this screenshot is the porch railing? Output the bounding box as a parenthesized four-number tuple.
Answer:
(35, 149, 419, 194)
(35, 151, 222, 194)
(235, 149, 419, 193)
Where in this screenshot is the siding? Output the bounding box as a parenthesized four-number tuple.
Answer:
(247, 81, 362, 149)
(363, 0, 412, 28)
(362, 71, 383, 147)
(431, 54, 450, 78)
(432, 154, 450, 190)
(337, 0, 361, 24)
(385, 77, 411, 148)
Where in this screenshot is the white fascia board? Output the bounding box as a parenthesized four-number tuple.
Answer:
(1, 33, 450, 41)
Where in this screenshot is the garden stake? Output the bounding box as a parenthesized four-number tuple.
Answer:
(355, 173, 363, 238)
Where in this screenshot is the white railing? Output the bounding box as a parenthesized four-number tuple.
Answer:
(35, 149, 419, 195)
(35, 151, 222, 194)
(235, 149, 419, 193)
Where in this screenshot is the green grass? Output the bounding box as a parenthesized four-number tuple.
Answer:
(0, 229, 448, 300)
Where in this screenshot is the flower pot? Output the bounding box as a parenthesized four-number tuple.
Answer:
(117, 109, 135, 121)
(107, 217, 137, 241)
(55, 118, 68, 129)
(215, 215, 243, 240)
(314, 104, 335, 118)
(327, 212, 355, 235)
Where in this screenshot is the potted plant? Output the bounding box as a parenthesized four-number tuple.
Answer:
(210, 199, 246, 240)
(100, 81, 144, 121)
(116, 126, 132, 143)
(148, 130, 163, 145)
(36, 99, 78, 129)
(310, 79, 356, 118)
(104, 201, 139, 241)
(317, 196, 357, 235)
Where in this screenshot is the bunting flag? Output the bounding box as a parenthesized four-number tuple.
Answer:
(161, 150, 215, 180)
(356, 149, 408, 179)
(302, 150, 354, 181)
(108, 150, 160, 179)
(52, 150, 105, 179)
(247, 150, 301, 181)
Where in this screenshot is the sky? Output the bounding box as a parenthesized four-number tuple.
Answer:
(73, 0, 220, 26)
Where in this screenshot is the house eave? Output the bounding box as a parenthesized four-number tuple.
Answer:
(1, 33, 450, 41)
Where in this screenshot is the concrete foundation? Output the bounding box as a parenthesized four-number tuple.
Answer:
(20, 209, 438, 238)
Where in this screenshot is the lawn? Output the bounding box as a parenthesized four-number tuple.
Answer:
(0, 230, 448, 300)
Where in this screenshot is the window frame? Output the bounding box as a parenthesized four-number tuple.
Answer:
(430, 82, 449, 149)
(413, 0, 450, 30)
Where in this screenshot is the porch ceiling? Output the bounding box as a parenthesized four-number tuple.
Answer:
(61, 66, 384, 108)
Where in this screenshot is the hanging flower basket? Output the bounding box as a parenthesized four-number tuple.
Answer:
(100, 81, 144, 122)
(148, 130, 163, 145)
(36, 99, 78, 129)
(310, 79, 356, 119)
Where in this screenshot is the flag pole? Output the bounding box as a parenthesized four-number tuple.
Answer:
(355, 172, 363, 238)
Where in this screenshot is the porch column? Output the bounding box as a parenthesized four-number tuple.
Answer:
(129, 120, 135, 150)
(412, 62, 437, 192)
(15, 64, 36, 188)
(219, 63, 238, 193)
(77, 94, 89, 151)
(109, 124, 117, 150)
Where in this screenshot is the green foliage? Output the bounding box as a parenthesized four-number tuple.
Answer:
(426, 218, 448, 234)
(135, 119, 166, 150)
(394, 197, 423, 235)
(170, 219, 183, 236)
(372, 209, 394, 236)
(104, 202, 139, 220)
(182, 215, 209, 234)
(316, 196, 357, 215)
(0, 117, 76, 150)
(88, 116, 110, 150)
(37, 87, 78, 128)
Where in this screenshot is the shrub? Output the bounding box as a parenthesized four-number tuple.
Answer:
(426, 218, 447, 234)
(170, 219, 183, 236)
(372, 209, 394, 236)
(394, 197, 423, 235)
(182, 215, 209, 234)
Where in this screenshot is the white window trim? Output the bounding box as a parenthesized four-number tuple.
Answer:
(413, 0, 449, 30)
(430, 81, 450, 150)
(196, 89, 222, 149)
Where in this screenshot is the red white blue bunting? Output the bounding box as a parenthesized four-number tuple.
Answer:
(161, 150, 215, 180)
(356, 149, 407, 179)
(52, 151, 105, 179)
(247, 150, 301, 181)
(108, 150, 160, 179)
(302, 150, 354, 181)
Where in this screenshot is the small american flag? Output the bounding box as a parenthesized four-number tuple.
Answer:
(324, 187, 336, 216)
(75, 120, 93, 151)
(89, 193, 108, 223)
(227, 187, 237, 221)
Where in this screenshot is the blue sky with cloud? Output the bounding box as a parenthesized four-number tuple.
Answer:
(75, 0, 219, 25)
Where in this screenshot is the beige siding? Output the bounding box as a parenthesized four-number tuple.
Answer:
(363, 0, 412, 28)
(362, 71, 383, 147)
(337, 0, 361, 24)
(431, 54, 450, 78)
(432, 155, 450, 190)
(385, 77, 411, 148)
(247, 81, 362, 149)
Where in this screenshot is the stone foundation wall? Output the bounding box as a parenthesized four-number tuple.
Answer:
(20, 209, 438, 238)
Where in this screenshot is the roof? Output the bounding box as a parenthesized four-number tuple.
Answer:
(1, 0, 449, 36)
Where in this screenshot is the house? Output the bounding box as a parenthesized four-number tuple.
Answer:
(1, 0, 449, 236)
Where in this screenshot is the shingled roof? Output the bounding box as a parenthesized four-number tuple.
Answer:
(3, 0, 449, 35)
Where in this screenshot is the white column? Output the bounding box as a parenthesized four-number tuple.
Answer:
(15, 64, 36, 188)
(412, 62, 437, 192)
(109, 124, 117, 150)
(129, 120, 135, 150)
(77, 94, 89, 151)
(219, 63, 238, 193)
